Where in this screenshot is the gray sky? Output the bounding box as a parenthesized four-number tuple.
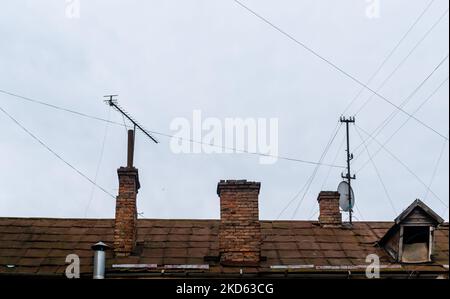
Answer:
(0, 0, 448, 222)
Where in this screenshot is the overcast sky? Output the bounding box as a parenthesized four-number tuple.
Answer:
(0, 0, 448, 222)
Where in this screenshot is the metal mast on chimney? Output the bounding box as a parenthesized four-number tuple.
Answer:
(340, 116, 356, 225)
(104, 95, 158, 167)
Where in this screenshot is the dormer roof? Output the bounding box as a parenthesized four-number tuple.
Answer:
(394, 199, 444, 226)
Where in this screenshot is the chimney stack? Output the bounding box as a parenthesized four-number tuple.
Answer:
(217, 180, 261, 266)
(317, 191, 342, 227)
(114, 130, 140, 257)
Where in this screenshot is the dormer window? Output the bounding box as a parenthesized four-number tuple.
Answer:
(400, 226, 432, 263)
(379, 199, 444, 264)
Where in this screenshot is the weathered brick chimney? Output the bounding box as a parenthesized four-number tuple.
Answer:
(217, 180, 261, 266)
(317, 191, 342, 227)
(114, 130, 140, 257)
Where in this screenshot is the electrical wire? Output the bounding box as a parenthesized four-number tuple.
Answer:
(424, 138, 448, 201)
(341, 0, 438, 116)
(279, 0, 442, 220)
(321, 132, 346, 190)
(355, 204, 365, 221)
(0, 89, 123, 127)
(0, 105, 115, 199)
(153, 129, 345, 168)
(355, 124, 448, 209)
(355, 77, 449, 172)
(290, 123, 342, 219)
(84, 107, 112, 217)
(121, 113, 130, 134)
(352, 54, 449, 157)
(353, 8, 449, 116)
(232, 0, 448, 141)
(308, 208, 319, 221)
(354, 125, 398, 216)
(276, 122, 342, 219)
(0, 89, 345, 169)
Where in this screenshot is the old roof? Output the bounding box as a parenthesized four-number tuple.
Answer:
(0, 218, 448, 277)
(394, 199, 445, 225)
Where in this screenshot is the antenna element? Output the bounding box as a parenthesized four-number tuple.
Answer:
(104, 95, 158, 169)
(104, 95, 158, 144)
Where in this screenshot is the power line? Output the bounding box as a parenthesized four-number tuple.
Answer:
(84, 107, 112, 217)
(425, 138, 448, 201)
(321, 132, 346, 190)
(340, 1, 446, 169)
(308, 208, 319, 221)
(341, 0, 438, 115)
(232, 0, 448, 141)
(355, 124, 448, 209)
(0, 89, 345, 168)
(353, 8, 449, 116)
(276, 122, 342, 219)
(296, 1, 441, 220)
(355, 77, 449, 171)
(352, 53, 449, 157)
(290, 170, 319, 219)
(0, 89, 123, 127)
(121, 113, 130, 134)
(354, 125, 398, 216)
(289, 123, 342, 219)
(355, 204, 365, 222)
(0, 105, 116, 199)
(151, 128, 344, 168)
(346, 7, 449, 161)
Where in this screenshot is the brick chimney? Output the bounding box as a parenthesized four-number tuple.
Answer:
(114, 130, 140, 257)
(317, 191, 342, 227)
(217, 180, 261, 266)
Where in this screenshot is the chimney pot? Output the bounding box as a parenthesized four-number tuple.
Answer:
(317, 191, 342, 227)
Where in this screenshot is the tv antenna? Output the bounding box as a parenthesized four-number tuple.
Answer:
(340, 116, 356, 225)
(104, 95, 158, 168)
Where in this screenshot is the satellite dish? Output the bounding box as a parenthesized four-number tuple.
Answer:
(338, 181, 355, 212)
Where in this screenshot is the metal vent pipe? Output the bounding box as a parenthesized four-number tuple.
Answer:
(91, 242, 110, 279)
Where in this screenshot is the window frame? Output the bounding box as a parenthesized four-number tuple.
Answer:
(398, 224, 434, 264)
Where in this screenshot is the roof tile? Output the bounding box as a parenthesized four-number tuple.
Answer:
(0, 218, 447, 276)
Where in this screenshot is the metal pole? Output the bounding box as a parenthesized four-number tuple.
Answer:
(340, 116, 356, 225)
(346, 121, 352, 224)
(127, 129, 135, 168)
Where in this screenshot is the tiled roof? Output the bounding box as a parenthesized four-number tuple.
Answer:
(0, 218, 448, 277)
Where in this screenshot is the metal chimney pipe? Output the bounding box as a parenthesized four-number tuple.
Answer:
(91, 242, 110, 279)
(127, 129, 135, 168)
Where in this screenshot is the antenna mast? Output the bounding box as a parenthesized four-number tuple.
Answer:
(340, 116, 356, 225)
(104, 95, 158, 168)
(104, 95, 159, 144)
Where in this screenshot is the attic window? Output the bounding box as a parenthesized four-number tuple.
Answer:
(379, 199, 444, 264)
(400, 226, 432, 263)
